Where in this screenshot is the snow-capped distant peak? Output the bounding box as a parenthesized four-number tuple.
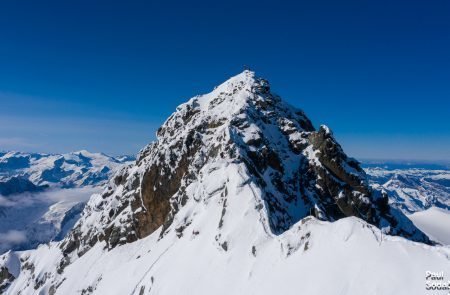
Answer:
(365, 166, 450, 213)
(0, 150, 135, 192)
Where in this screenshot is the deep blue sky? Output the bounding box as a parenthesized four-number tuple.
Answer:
(0, 0, 449, 160)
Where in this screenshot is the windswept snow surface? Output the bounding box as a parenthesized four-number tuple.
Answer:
(409, 207, 450, 245)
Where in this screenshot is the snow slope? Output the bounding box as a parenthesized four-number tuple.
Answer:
(409, 207, 450, 245)
(1, 71, 447, 294)
(4, 217, 450, 295)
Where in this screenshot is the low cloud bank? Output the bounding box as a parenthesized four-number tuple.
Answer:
(0, 230, 27, 251)
(0, 186, 101, 253)
(0, 186, 100, 208)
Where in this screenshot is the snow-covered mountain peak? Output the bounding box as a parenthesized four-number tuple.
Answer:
(60, 71, 429, 258)
(195, 69, 257, 105)
(155, 70, 313, 155)
(0, 72, 442, 295)
(167, 70, 282, 129)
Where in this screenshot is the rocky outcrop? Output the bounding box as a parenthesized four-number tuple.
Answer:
(0, 267, 15, 293)
(0, 252, 19, 293)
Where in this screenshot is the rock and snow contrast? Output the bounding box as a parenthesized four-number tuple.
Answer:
(0, 151, 134, 254)
(1, 71, 449, 294)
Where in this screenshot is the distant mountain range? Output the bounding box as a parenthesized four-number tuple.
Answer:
(363, 164, 450, 214)
(362, 159, 450, 170)
(0, 150, 134, 194)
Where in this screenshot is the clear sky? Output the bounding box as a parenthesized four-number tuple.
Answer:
(0, 0, 449, 160)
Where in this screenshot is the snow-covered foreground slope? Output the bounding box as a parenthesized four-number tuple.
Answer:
(409, 207, 450, 245)
(1, 71, 447, 294)
(3, 216, 449, 295)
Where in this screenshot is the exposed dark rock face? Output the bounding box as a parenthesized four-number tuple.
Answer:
(306, 126, 373, 219)
(0, 267, 15, 293)
(60, 70, 430, 258)
(134, 137, 200, 239)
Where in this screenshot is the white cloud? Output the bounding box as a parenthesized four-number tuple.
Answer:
(39, 186, 101, 203)
(0, 187, 100, 208)
(0, 230, 27, 245)
(0, 187, 101, 253)
(0, 196, 16, 207)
